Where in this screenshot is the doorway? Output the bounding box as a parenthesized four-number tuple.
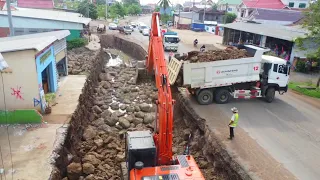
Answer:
(41, 62, 55, 94)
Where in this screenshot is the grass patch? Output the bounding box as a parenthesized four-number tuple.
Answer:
(288, 82, 320, 98)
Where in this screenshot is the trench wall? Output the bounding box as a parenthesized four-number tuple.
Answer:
(49, 49, 109, 179)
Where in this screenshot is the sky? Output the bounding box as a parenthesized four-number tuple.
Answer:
(140, 0, 218, 6)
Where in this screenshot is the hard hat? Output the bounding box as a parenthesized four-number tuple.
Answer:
(231, 107, 238, 112)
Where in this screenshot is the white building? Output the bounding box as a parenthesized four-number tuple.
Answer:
(281, 0, 309, 9)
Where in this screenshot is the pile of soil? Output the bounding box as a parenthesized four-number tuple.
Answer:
(184, 48, 251, 63)
(68, 47, 99, 75)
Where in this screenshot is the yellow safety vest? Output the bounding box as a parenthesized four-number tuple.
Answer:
(231, 113, 239, 127)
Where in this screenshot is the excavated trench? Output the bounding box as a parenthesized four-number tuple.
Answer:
(49, 35, 251, 180)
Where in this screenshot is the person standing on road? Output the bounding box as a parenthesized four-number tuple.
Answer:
(228, 107, 239, 140)
(169, 51, 174, 62)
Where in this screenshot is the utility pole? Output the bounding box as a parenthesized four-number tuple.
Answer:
(105, 0, 108, 20)
(5, 0, 14, 36)
(87, 0, 90, 18)
(203, 1, 206, 22)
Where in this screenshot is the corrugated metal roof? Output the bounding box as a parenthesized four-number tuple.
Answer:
(217, 0, 242, 5)
(0, 30, 70, 53)
(222, 22, 306, 41)
(0, 8, 91, 25)
(242, 0, 285, 9)
(255, 8, 303, 22)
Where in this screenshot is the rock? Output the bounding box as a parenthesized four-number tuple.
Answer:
(183, 129, 192, 141)
(101, 110, 111, 118)
(119, 117, 131, 129)
(110, 102, 119, 110)
(134, 106, 140, 112)
(105, 98, 113, 103)
(92, 105, 102, 114)
(83, 126, 97, 140)
(94, 138, 104, 147)
(120, 104, 127, 110)
(143, 113, 155, 124)
(83, 154, 101, 166)
(125, 115, 134, 123)
(94, 100, 104, 106)
(92, 118, 105, 127)
(105, 114, 118, 126)
(132, 118, 143, 125)
(85, 174, 95, 180)
(116, 154, 125, 162)
(139, 103, 151, 112)
(135, 111, 145, 118)
(199, 160, 209, 169)
(98, 124, 112, 132)
(123, 99, 131, 104)
(113, 110, 124, 117)
(126, 106, 135, 112)
(62, 177, 68, 180)
(101, 105, 109, 110)
(67, 162, 82, 180)
(140, 95, 147, 100)
(83, 163, 95, 174)
(113, 83, 120, 88)
(100, 81, 111, 89)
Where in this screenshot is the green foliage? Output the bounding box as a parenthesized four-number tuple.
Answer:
(126, 4, 142, 15)
(158, 0, 171, 13)
(223, 13, 237, 23)
(45, 93, 56, 104)
(295, 1, 320, 58)
(288, 82, 320, 98)
(109, 2, 127, 18)
(67, 38, 88, 50)
(77, 1, 98, 19)
(123, 0, 140, 5)
(155, 6, 160, 12)
(212, 3, 218, 11)
(97, 5, 106, 18)
(55, 1, 80, 10)
(160, 14, 172, 23)
(295, 60, 307, 72)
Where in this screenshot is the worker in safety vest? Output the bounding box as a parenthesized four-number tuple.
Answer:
(228, 107, 239, 140)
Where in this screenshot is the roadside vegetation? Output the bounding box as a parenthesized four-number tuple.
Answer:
(288, 81, 320, 98)
(67, 38, 88, 50)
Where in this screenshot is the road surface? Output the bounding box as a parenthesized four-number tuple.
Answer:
(127, 15, 320, 180)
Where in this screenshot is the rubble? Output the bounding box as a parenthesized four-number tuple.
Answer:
(68, 47, 99, 74)
(182, 48, 251, 63)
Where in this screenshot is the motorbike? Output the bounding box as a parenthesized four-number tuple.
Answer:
(194, 41, 198, 47)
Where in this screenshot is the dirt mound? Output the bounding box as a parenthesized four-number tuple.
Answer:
(185, 48, 251, 63)
(68, 47, 99, 75)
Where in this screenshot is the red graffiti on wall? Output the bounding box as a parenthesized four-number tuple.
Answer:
(11, 87, 24, 100)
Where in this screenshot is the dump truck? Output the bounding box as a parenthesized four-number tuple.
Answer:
(168, 45, 290, 105)
(163, 32, 180, 52)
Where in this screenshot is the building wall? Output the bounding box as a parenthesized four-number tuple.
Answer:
(0, 50, 41, 111)
(281, 0, 309, 8)
(0, 27, 9, 37)
(0, 15, 83, 30)
(253, 19, 294, 25)
(218, 4, 238, 14)
(174, 16, 192, 25)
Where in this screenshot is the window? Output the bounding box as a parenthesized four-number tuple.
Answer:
(273, 64, 278, 72)
(299, 3, 306, 8)
(278, 65, 288, 74)
(227, 7, 232, 11)
(289, 2, 294, 7)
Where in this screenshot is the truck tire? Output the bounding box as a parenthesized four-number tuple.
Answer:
(265, 87, 275, 103)
(196, 89, 213, 105)
(215, 88, 230, 104)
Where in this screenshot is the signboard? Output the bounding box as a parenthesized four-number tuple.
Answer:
(40, 50, 52, 64)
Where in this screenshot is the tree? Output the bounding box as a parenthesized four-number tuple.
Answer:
(109, 2, 127, 18)
(175, 4, 183, 11)
(127, 4, 142, 15)
(77, 1, 98, 19)
(212, 3, 218, 11)
(122, 0, 140, 5)
(158, 0, 171, 13)
(296, 1, 320, 87)
(97, 5, 106, 19)
(223, 13, 237, 23)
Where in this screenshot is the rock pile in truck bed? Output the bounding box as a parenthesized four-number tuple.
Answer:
(186, 48, 251, 63)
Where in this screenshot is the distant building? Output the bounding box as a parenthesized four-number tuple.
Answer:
(17, 0, 54, 9)
(281, 0, 309, 9)
(0, 30, 70, 113)
(237, 0, 286, 19)
(0, 8, 90, 40)
(245, 8, 303, 25)
(0, 0, 17, 10)
(146, 3, 156, 10)
(217, 0, 241, 14)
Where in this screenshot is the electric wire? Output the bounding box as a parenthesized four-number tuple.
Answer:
(1, 73, 13, 180)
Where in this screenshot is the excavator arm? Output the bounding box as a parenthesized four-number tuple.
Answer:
(146, 12, 173, 165)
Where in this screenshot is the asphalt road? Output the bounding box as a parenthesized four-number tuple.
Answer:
(131, 15, 320, 180)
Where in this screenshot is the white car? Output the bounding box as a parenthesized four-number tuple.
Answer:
(128, 25, 134, 32)
(108, 23, 117, 30)
(142, 28, 150, 36)
(139, 25, 149, 33)
(130, 22, 137, 28)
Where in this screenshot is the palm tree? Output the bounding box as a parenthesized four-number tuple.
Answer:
(157, 0, 171, 13)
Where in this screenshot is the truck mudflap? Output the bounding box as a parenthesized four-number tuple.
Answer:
(168, 57, 183, 85)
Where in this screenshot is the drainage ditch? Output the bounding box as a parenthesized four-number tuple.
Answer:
(49, 35, 250, 180)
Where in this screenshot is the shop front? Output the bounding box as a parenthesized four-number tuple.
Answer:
(35, 45, 58, 112)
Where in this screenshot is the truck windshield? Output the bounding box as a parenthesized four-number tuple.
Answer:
(165, 37, 179, 43)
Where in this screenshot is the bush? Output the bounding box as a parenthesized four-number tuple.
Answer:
(295, 60, 306, 72)
(67, 38, 88, 50)
(288, 82, 320, 98)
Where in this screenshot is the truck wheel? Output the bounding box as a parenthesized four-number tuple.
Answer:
(197, 89, 213, 105)
(265, 87, 275, 103)
(215, 88, 230, 104)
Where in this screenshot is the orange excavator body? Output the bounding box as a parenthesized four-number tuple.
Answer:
(128, 12, 205, 180)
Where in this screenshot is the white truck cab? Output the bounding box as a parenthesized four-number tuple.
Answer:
(163, 32, 180, 52)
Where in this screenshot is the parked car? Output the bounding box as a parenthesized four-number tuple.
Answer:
(128, 25, 134, 32)
(130, 22, 137, 28)
(118, 26, 132, 35)
(139, 25, 149, 33)
(108, 23, 118, 30)
(167, 21, 173, 27)
(142, 28, 150, 36)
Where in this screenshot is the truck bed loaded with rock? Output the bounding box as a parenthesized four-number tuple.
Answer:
(168, 45, 290, 105)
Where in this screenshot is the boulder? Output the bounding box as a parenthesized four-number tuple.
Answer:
(91, 118, 105, 127)
(67, 162, 82, 180)
(143, 113, 155, 124)
(105, 114, 118, 126)
(110, 102, 119, 110)
(83, 154, 101, 166)
(126, 106, 135, 112)
(83, 126, 97, 140)
(85, 175, 95, 180)
(183, 129, 192, 141)
(94, 138, 104, 147)
(123, 99, 131, 104)
(125, 115, 134, 123)
(132, 118, 143, 125)
(120, 104, 127, 110)
(101, 110, 111, 119)
(83, 163, 95, 174)
(92, 105, 102, 114)
(98, 124, 112, 132)
(135, 111, 145, 118)
(112, 110, 125, 117)
(100, 81, 111, 89)
(134, 106, 140, 112)
(119, 117, 130, 129)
